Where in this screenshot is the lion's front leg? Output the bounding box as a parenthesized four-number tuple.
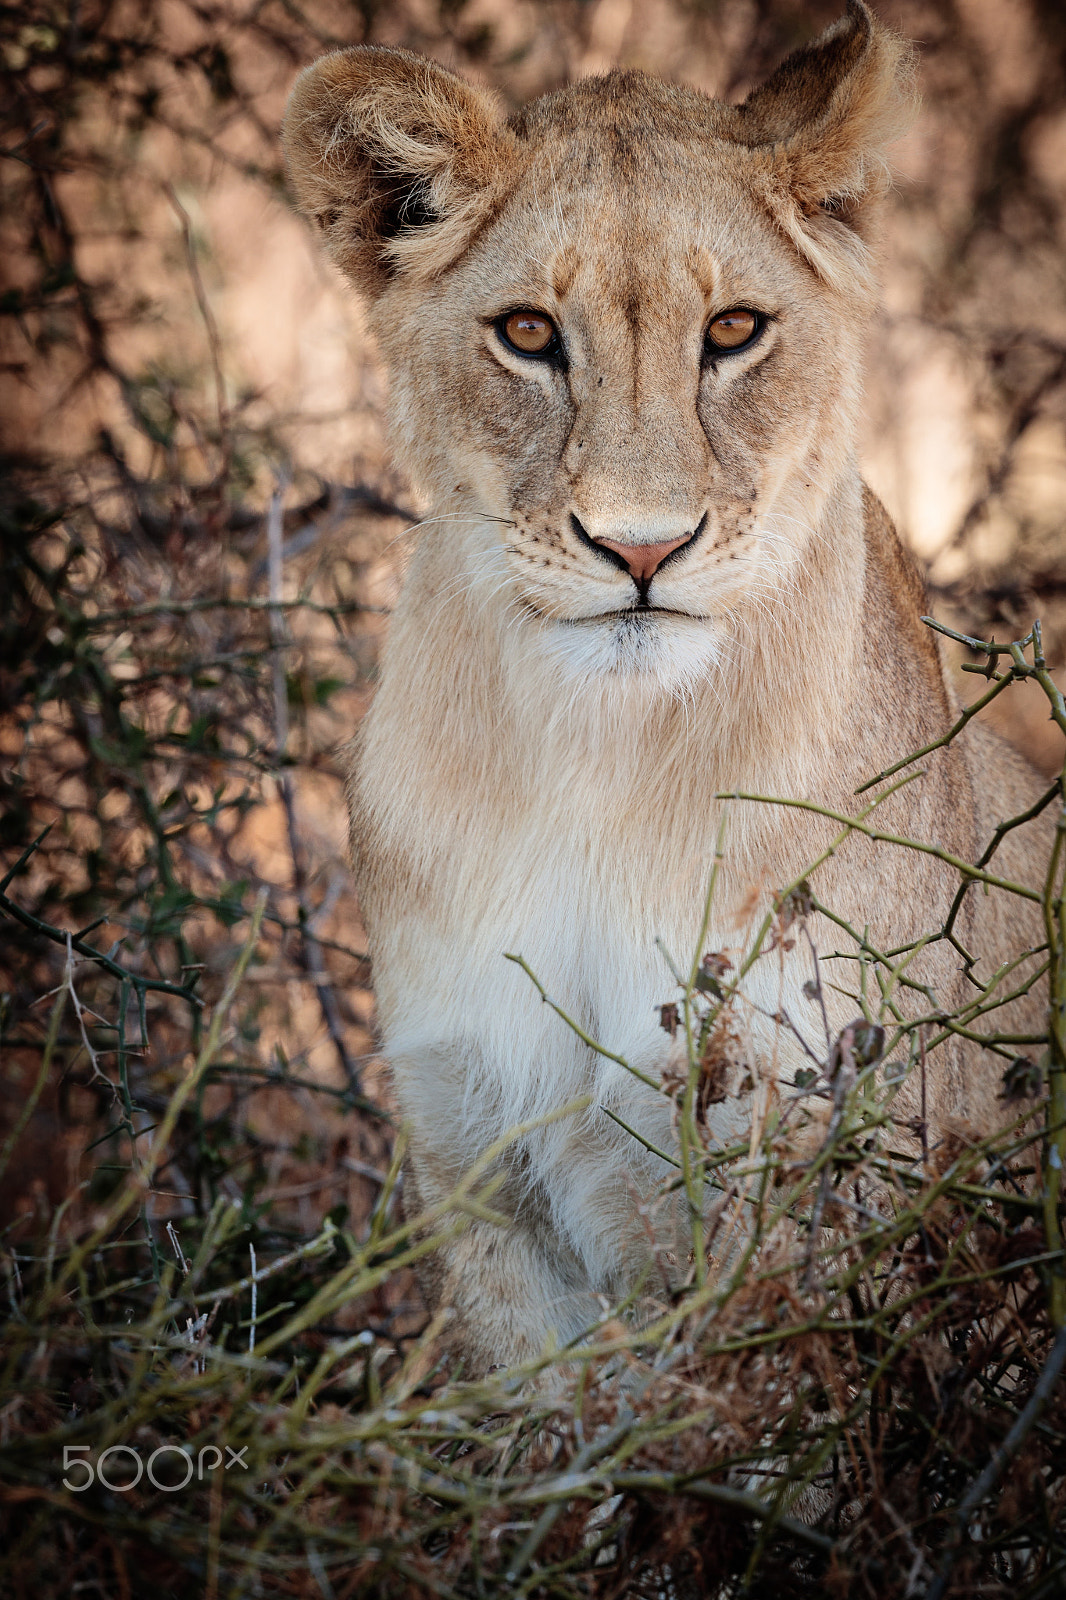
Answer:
(402, 1146, 605, 1377)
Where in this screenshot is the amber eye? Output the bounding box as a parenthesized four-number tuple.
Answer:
(499, 310, 558, 357)
(705, 308, 761, 354)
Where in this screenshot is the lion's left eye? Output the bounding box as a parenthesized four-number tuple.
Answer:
(498, 310, 559, 357)
(704, 308, 762, 355)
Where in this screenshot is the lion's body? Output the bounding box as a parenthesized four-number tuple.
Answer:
(283, 3, 1051, 1372)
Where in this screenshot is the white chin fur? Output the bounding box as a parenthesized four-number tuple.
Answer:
(538, 609, 726, 697)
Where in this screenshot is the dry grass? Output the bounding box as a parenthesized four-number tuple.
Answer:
(3, 666, 1065, 1594)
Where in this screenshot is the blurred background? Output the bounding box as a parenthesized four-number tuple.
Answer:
(2, 0, 1065, 1299)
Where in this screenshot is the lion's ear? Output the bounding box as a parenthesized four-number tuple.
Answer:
(282, 46, 515, 296)
(729, 0, 916, 255)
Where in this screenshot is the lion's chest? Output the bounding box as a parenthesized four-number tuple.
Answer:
(367, 744, 810, 1162)
(358, 627, 835, 1184)
(377, 791, 698, 1076)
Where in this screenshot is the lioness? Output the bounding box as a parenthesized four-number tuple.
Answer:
(282, 1, 1049, 1373)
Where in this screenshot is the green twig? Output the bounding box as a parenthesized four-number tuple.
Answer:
(504, 953, 660, 1090)
(855, 670, 1015, 794)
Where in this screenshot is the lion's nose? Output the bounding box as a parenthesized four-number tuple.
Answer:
(591, 534, 692, 583)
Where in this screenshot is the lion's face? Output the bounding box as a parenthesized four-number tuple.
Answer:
(282, 12, 910, 687)
(379, 139, 863, 685)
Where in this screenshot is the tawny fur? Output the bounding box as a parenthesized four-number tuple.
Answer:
(282, 1, 1051, 1374)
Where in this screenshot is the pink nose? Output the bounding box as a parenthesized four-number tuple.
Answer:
(592, 535, 692, 583)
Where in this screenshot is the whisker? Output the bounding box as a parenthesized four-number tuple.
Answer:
(383, 510, 516, 554)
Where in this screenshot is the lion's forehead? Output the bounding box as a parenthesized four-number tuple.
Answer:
(465, 154, 805, 328)
(509, 145, 756, 245)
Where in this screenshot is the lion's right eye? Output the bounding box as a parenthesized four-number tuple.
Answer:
(498, 310, 559, 357)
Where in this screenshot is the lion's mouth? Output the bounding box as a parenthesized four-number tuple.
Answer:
(564, 606, 707, 624)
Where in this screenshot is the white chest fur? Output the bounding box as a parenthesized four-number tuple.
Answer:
(359, 595, 829, 1294)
